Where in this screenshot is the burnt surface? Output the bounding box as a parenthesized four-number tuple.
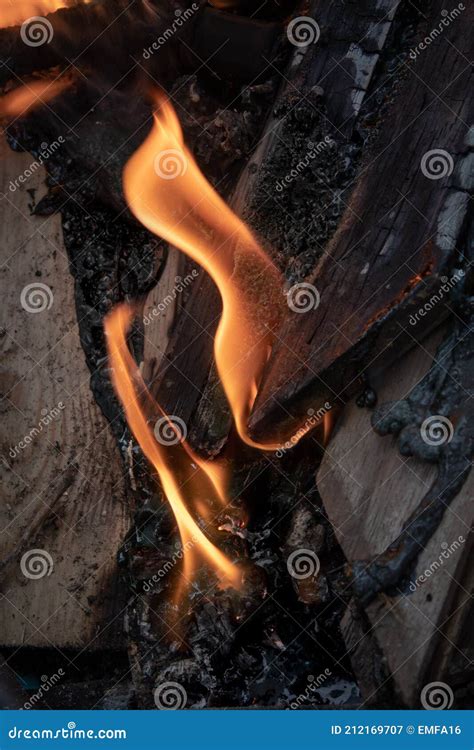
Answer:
(248, 0, 473, 443)
(123, 446, 358, 709)
(354, 274, 474, 604)
(2, 0, 471, 712)
(2, 32, 358, 708)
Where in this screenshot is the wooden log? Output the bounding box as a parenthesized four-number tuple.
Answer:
(248, 0, 473, 444)
(318, 329, 473, 707)
(0, 0, 165, 87)
(0, 136, 130, 648)
(146, 0, 402, 449)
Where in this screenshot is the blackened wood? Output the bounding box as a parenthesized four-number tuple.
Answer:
(248, 0, 473, 444)
(148, 0, 402, 449)
(0, 0, 172, 87)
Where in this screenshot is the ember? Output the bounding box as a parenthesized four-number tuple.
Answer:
(0, 0, 91, 28)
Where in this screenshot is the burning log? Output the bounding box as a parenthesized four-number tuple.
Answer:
(248, 0, 473, 444)
(148, 0, 412, 452)
(0, 0, 183, 88)
(2, 0, 470, 711)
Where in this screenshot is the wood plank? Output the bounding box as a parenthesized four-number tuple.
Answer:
(318, 329, 473, 706)
(249, 0, 473, 444)
(0, 137, 130, 649)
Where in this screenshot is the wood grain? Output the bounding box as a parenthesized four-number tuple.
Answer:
(318, 330, 473, 706)
(0, 137, 130, 649)
(249, 0, 473, 443)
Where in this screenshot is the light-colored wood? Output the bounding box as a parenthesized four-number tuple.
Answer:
(318, 330, 473, 706)
(0, 137, 130, 649)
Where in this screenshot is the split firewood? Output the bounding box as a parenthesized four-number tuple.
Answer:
(248, 0, 473, 445)
(0, 137, 131, 649)
(318, 322, 474, 706)
(149, 0, 403, 452)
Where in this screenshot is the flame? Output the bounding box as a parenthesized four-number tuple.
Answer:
(123, 93, 285, 450)
(105, 304, 242, 595)
(0, 79, 69, 118)
(0, 0, 91, 28)
(106, 94, 326, 600)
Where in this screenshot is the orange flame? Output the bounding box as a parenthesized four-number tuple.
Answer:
(0, 79, 70, 118)
(0, 0, 91, 28)
(123, 93, 285, 450)
(106, 95, 327, 600)
(104, 304, 242, 595)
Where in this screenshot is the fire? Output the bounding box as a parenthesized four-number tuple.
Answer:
(0, 79, 69, 118)
(123, 93, 285, 451)
(106, 94, 328, 598)
(104, 304, 242, 595)
(0, 1, 91, 28)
